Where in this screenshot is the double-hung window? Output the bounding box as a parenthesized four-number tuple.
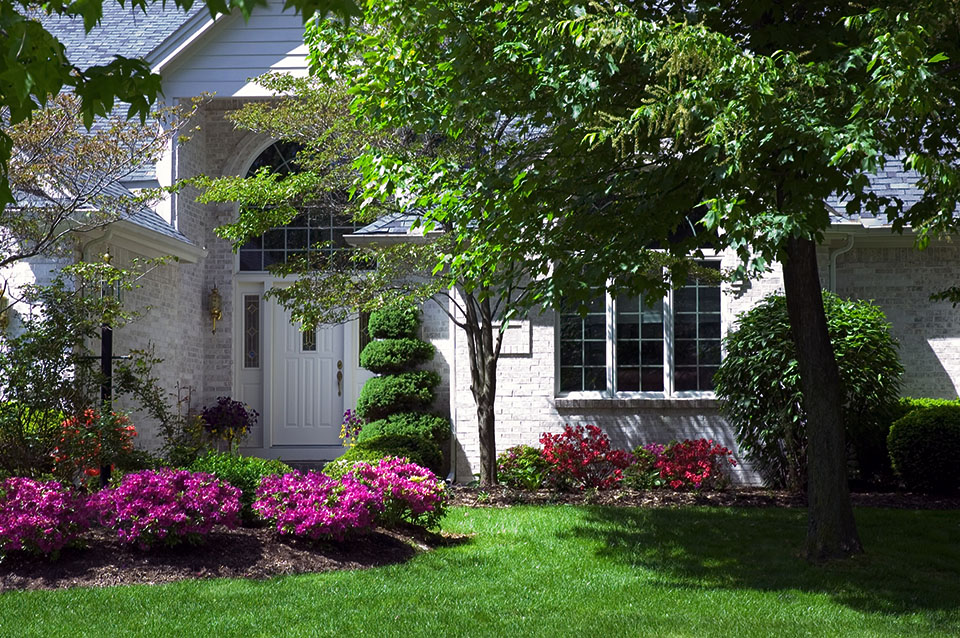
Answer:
(558, 262, 722, 396)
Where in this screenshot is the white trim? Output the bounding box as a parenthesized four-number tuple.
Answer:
(149, 11, 227, 73)
(76, 221, 206, 263)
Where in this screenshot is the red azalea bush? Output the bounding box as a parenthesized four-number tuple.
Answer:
(539, 425, 633, 490)
(52, 409, 137, 480)
(94, 469, 241, 549)
(0, 477, 93, 557)
(345, 457, 447, 529)
(253, 471, 382, 540)
(654, 439, 738, 490)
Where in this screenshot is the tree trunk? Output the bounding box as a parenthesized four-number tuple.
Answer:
(782, 236, 863, 561)
(462, 290, 502, 486)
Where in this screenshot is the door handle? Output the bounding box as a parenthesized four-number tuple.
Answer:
(337, 360, 343, 397)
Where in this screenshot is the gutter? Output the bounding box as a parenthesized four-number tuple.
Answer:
(828, 234, 855, 292)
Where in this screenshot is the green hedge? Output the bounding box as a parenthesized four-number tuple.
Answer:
(368, 305, 420, 340)
(189, 451, 293, 525)
(356, 412, 450, 445)
(888, 405, 960, 494)
(356, 370, 440, 421)
(330, 434, 443, 476)
(360, 338, 435, 375)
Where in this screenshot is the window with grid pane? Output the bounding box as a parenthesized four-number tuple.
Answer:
(237, 141, 360, 272)
(558, 297, 607, 392)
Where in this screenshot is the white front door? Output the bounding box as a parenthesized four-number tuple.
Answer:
(270, 301, 344, 446)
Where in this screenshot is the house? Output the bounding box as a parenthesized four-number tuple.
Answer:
(19, 3, 960, 484)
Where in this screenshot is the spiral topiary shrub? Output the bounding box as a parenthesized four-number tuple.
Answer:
(355, 371, 440, 421)
(714, 292, 903, 490)
(359, 338, 436, 374)
(887, 405, 960, 494)
(333, 434, 443, 475)
(367, 305, 420, 339)
(356, 412, 449, 446)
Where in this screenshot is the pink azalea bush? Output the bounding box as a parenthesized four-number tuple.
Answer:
(346, 457, 447, 529)
(0, 477, 92, 557)
(654, 439, 738, 490)
(253, 471, 381, 540)
(94, 469, 240, 549)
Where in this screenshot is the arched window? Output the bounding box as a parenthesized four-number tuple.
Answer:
(238, 141, 360, 272)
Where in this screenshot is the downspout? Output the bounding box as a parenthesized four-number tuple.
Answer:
(79, 227, 115, 262)
(828, 234, 855, 292)
(447, 293, 457, 484)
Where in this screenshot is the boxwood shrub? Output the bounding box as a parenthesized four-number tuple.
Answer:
(356, 370, 440, 421)
(360, 338, 435, 375)
(331, 434, 443, 476)
(356, 412, 450, 445)
(888, 405, 960, 494)
(189, 451, 293, 525)
(368, 305, 420, 339)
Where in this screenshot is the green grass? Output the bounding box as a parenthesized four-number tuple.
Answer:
(1, 506, 958, 637)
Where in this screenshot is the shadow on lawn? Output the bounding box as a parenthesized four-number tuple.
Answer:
(566, 506, 960, 616)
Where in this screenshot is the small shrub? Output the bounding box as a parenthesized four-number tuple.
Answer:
(346, 457, 447, 529)
(340, 409, 365, 447)
(189, 452, 293, 525)
(655, 439, 737, 490)
(334, 434, 443, 475)
(888, 405, 960, 494)
(497, 445, 550, 490)
(355, 371, 440, 421)
(253, 471, 381, 540)
(368, 305, 420, 339)
(540, 425, 633, 491)
(0, 477, 92, 557)
(51, 409, 137, 482)
(94, 469, 241, 549)
(360, 338, 435, 374)
(356, 412, 449, 446)
(200, 397, 259, 449)
(622, 444, 666, 490)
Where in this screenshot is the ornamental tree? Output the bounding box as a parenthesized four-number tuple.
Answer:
(303, 1, 960, 560)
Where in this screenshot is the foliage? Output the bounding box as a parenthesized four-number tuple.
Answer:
(887, 406, 960, 494)
(0, 262, 157, 478)
(622, 444, 666, 490)
(339, 409, 365, 448)
(335, 435, 443, 476)
(654, 440, 738, 491)
(253, 471, 380, 541)
(345, 457, 447, 529)
(51, 409, 137, 482)
(188, 451, 293, 525)
(93, 469, 240, 549)
(539, 425, 633, 491)
(0, 0, 359, 213)
(199, 397, 259, 449)
(356, 412, 449, 446)
(496, 445, 550, 491)
(0, 477, 92, 557)
(359, 338, 435, 374)
(355, 371, 440, 421)
(714, 292, 903, 489)
(367, 305, 421, 340)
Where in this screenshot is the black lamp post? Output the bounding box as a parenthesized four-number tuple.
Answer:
(99, 253, 114, 489)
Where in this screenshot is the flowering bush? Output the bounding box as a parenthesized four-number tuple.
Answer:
(200, 397, 259, 449)
(51, 409, 137, 480)
(0, 477, 92, 557)
(94, 469, 240, 549)
(622, 443, 667, 490)
(497, 445, 550, 490)
(340, 409, 364, 447)
(655, 439, 737, 490)
(539, 425, 633, 490)
(346, 457, 446, 529)
(253, 471, 381, 540)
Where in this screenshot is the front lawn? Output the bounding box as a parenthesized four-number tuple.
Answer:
(1, 505, 957, 637)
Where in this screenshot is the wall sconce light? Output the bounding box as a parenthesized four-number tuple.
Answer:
(209, 286, 223, 333)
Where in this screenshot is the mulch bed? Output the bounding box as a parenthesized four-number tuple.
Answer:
(2, 486, 956, 593)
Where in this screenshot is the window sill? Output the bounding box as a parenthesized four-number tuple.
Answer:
(554, 397, 719, 410)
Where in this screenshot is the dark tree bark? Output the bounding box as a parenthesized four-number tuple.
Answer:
(461, 289, 504, 486)
(782, 236, 863, 561)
